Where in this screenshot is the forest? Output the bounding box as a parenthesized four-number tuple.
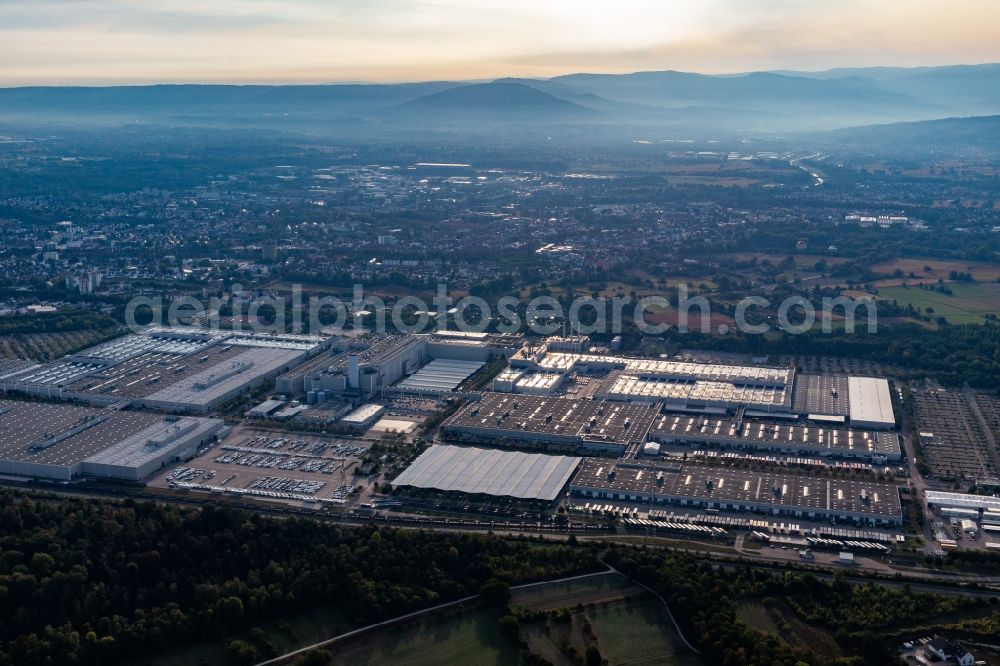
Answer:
(0, 490, 598, 665)
(606, 546, 998, 666)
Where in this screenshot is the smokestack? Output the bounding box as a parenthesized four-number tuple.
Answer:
(348, 355, 360, 388)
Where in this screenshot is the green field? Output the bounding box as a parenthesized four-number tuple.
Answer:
(132, 576, 701, 666)
(512, 573, 641, 611)
(590, 596, 702, 666)
(324, 606, 519, 666)
(735, 601, 841, 656)
(878, 282, 1000, 324)
(512, 573, 703, 666)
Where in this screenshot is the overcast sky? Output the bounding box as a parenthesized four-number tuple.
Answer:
(1, 0, 998, 85)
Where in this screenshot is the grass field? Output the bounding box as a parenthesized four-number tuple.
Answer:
(590, 596, 702, 666)
(512, 573, 703, 665)
(133, 576, 703, 666)
(735, 601, 842, 656)
(869, 258, 1000, 283)
(323, 606, 518, 666)
(512, 573, 642, 611)
(878, 282, 1000, 324)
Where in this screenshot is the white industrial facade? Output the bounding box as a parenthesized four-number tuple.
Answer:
(81, 416, 224, 481)
(0, 399, 222, 482)
(341, 403, 386, 429)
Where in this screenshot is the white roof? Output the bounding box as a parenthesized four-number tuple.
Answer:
(926, 490, 1000, 512)
(393, 444, 581, 501)
(342, 403, 385, 423)
(847, 377, 895, 426)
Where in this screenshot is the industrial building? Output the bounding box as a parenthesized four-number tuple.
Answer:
(647, 414, 901, 462)
(340, 403, 386, 430)
(442, 393, 658, 453)
(0, 399, 223, 481)
(141, 346, 306, 413)
(278, 332, 520, 401)
(506, 339, 896, 429)
(395, 358, 485, 393)
(392, 444, 581, 501)
(512, 346, 794, 412)
(847, 377, 896, 429)
(569, 460, 902, 526)
(0, 328, 327, 413)
(925, 490, 1000, 514)
(80, 416, 225, 481)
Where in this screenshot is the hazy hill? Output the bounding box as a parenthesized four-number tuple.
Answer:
(819, 114, 1000, 156)
(1, 63, 998, 133)
(393, 81, 595, 121)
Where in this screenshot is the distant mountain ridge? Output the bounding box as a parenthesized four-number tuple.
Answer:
(1, 63, 998, 133)
(393, 81, 594, 121)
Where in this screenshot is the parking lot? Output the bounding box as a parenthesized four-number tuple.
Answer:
(913, 388, 996, 482)
(148, 425, 370, 506)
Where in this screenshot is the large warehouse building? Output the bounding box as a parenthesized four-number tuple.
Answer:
(0, 328, 327, 413)
(442, 393, 659, 453)
(847, 377, 896, 429)
(392, 444, 581, 502)
(0, 399, 223, 481)
(513, 348, 795, 413)
(506, 339, 896, 429)
(570, 460, 901, 526)
(647, 414, 901, 462)
(279, 332, 520, 400)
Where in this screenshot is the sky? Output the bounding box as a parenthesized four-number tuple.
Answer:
(1, 0, 999, 85)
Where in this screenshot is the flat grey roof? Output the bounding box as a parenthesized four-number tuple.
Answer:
(0, 399, 162, 467)
(444, 393, 658, 446)
(143, 347, 304, 408)
(571, 460, 901, 518)
(83, 416, 223, 468)
(393, 444, 581, 501)
(793, 374, 850, 417)
(649, 414, 901, 458)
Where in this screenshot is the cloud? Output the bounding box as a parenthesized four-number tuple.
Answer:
(0, 0, 997, 84)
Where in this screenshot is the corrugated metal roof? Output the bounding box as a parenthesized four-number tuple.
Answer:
(393, 444, 581, 501)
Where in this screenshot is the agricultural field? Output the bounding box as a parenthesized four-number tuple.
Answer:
(323, 606, 518, 666)
(511, 573, 643, 611)
(589, 596, 701, 665)
(877, 282, 1000, 324)
(512, 573, 703, 666)
(736, 601, 842, 656)
(868, 258, 1000, 283)
(0, 329, 121, 361)
(320, 574, 703, 666)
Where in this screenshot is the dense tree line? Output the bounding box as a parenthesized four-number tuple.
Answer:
(0, 491, 599, 665)
(605, 546, 990, 665)
(0, 311, 119, 337)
